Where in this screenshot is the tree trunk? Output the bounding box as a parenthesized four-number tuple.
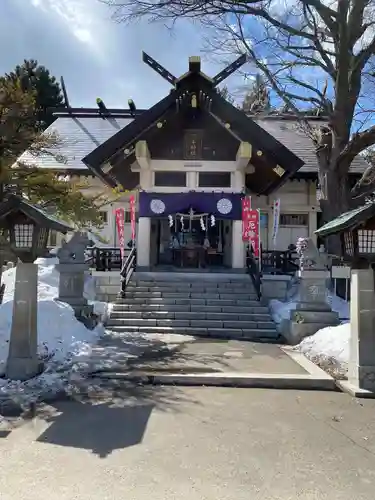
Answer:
(318, 160, 351, 256)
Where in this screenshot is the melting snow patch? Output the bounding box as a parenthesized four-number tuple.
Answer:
(269, 290, 350, 378)
(0, 258, 105, 410)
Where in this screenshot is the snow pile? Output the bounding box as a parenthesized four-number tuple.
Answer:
(296, 323, 349, 377)
(0, 258, 106, 409)
(269, 290, 350, 378)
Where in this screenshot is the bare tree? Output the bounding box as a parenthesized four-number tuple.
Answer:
(242, 73, 271, 113)
(217, 85, 236, 104)
(102, 0, 375, 223)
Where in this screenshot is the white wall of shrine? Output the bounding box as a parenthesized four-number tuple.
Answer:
(49, 168, 320, 267)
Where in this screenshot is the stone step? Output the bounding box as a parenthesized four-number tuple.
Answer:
(110, 310, 272, 322)
(125, 291, 259, 300)
(125, 285, 257, 294)
(129, 280, 254, 288)
(133, 276, 250, 284)
(106, 317, 276, 330)
(105, 325, 280, 341)
(116, 297, 263, 307)
(111, 303, 270, 314)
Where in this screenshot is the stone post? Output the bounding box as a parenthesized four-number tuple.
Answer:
(347, 267, 375, 393)
(5, 263, 40, 380)
(55, 232, 94, 326)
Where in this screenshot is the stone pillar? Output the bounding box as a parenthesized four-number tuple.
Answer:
(233, 170, 245, 191)
(348, 268, 375, 392)
(6, 263, 39, 380)
(137, 217, 151, 268)
(231, 220, 245, 269)
(56, 232, 94, 325)
(308, 211, 317, 246)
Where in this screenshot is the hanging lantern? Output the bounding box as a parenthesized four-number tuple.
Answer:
(180, 215, 185, 230)
(210, 215, 216, 227)
(200, 216, 206, 231)
(168, 215, 174, 228)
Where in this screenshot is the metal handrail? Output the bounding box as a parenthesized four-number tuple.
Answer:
(246, 253, 262, 300)
(119, 246, 137, 298)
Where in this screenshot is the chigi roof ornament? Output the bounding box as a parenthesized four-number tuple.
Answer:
(142, 51, 247, 89)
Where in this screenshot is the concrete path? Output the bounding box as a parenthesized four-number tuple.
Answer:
(92, 335, 307, 374)
(84, 333, 333, 389)
(1, 388, 375, 499)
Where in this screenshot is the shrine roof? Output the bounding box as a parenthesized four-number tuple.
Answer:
(315, 202, 375, 237)
(0, 195, 73, 233)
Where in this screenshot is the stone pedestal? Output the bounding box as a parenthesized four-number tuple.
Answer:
(5, 263, 40, 381)
(56, 232, 94, 325)
(282, 269, 339, 345)
(347, 268, 375, 392)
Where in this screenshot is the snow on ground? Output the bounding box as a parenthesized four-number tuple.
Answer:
(296, 323, 349, 377)
(269, 290, 350, 377)
(0, 257, 109, 409)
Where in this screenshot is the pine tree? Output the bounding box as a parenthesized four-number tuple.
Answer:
(5, 59, 64, 131)
(242, 74, 271, 114)
(0, 76, 109, 228)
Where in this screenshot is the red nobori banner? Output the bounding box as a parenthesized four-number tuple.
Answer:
(129, 195, 136, 242)
(241, 197, 251, 241)
(115, 207, 125, 259)
(242, 200, 260, 257)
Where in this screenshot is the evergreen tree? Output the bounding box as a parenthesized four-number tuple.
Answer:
(0, 76, 109, 228)
(5, 59, 64, 131)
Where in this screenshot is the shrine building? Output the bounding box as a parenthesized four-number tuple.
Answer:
(17, 53, 367, 271)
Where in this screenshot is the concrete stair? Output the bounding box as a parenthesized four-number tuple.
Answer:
(105, 273, 280, 342)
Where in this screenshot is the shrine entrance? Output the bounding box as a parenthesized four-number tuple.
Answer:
(152, 208, 232, 270)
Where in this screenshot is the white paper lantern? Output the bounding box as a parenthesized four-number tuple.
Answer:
(168, 215, 174, 228)
(210, 215, 216, 227)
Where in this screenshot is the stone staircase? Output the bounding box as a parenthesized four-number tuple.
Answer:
(105, 272, 280, 342)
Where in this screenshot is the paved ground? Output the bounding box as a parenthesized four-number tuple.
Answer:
(88, 334, 307, 375)
(1, 387, 375, 499)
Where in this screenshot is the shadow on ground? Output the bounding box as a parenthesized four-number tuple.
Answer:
(92, 331, 302, 375)
(1, 373, 201, 458)
(89, 331, 234, 374)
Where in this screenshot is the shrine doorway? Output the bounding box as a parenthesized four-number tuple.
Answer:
(152, 213, 232, 270)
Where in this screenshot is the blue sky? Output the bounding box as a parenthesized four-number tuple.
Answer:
(0, 0, 243, 109)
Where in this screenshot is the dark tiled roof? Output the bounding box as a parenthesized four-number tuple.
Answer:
(0, 195, 73, 233)
(254, 117, 367, 173)
(316, 201, 375, 237)
(16, 113, 368, 174)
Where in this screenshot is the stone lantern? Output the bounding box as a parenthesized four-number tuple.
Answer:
(0, 195, 73, 381)
(315, 200, 375, 396)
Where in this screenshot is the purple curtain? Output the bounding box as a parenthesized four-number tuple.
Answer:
(139, 192, 242, 220)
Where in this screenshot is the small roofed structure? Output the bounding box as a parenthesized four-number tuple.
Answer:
(316, 201, 375, 266)
(0, 194, 73, 262)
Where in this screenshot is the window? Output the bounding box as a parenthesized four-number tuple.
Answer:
(125, 211, 139, 223)
(99, 211, 108, 224)
(280, 213, 308, 226)
(198, 172, 231, 188)
(48, 230, 57, 247)
(154, 171, 187, 187)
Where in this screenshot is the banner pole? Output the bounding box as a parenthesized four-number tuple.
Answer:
(257, 209, 262, 275)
